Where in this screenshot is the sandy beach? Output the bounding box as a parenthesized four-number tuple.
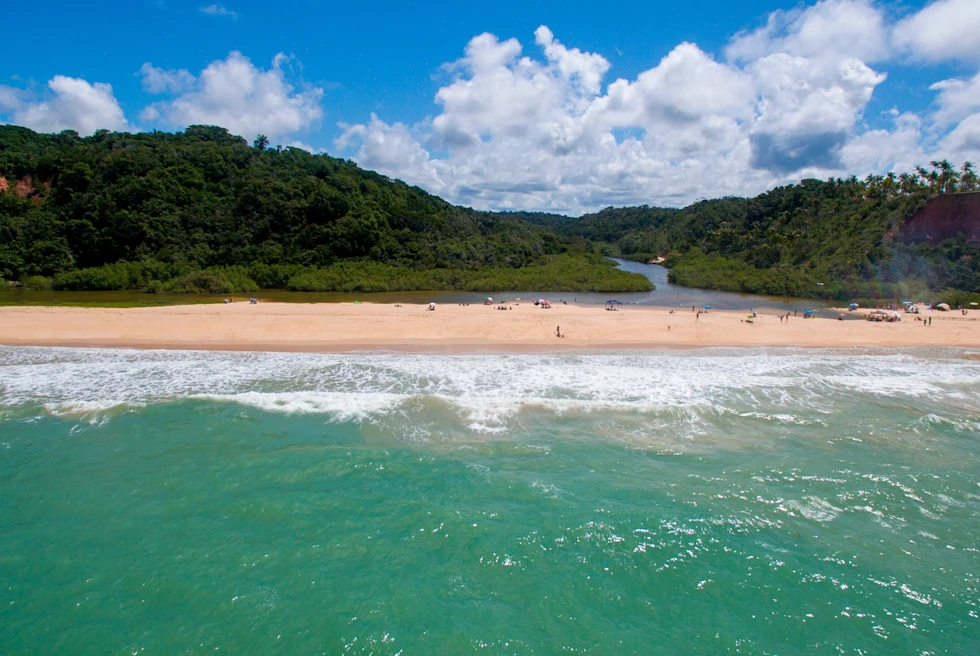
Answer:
(1, 301, 977, 352)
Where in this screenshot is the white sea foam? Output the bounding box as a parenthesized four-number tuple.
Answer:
(781, 496, 842, 522)
(42, 400, 138, 417)
(2, 346, 979, 433)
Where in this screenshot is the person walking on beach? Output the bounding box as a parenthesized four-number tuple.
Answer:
(556, 325, 561, 338)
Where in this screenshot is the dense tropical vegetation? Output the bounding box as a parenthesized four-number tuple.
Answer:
(2, 122, 979, 304)
(546, 161, 980, 303)
(0, 125, 649, 293)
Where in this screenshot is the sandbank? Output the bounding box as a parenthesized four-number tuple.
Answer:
(1, 301, 977, 353)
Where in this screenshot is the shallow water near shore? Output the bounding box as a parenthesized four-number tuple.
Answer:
(1, 346, 979, 654)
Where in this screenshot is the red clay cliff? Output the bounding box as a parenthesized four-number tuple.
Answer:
(900, 192, 980, 243)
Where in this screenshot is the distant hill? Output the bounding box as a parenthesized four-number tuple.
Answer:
(549, 168, 980, 304)
(2, 123, 977, 304)
(0, 125, 650, 293)
(491, 211, 572, 230)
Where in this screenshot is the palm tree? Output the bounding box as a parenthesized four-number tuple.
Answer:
(918, 165, 939, 192)
(931, 159, 957, 193)
(961, 161, 978, 191)
(898, 172, 921, 196)
(253, 134, 269, 150)
(884, 171, 897, 193)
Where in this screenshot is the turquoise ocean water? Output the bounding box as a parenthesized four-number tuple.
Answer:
(1, 346, 979, 654)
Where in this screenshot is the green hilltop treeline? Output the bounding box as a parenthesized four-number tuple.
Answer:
(0, 125, 650, 293)
(2, 123, 979, 303)
(28, 252, 638, 294)
(538, 163, 980, 303)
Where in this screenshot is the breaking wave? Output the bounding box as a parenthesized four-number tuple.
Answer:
(2, 346, 979, 439)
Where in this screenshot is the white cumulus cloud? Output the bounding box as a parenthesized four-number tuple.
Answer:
(139, 63, 195, 94)
(0, 76, 130, 135)
(927, 72, 980, 162)
(338, 0, 907, 214)
(929, 73, 980, 125)
(140, 51, 323, 142)
(727, 0, 889, 63)
(893, 0, 980, 63)
(200, 4, 237, 19)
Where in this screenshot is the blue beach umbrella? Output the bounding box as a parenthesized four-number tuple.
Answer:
(703, 305, 710, 310)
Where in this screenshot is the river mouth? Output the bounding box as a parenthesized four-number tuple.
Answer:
(0, 260, 825, 311)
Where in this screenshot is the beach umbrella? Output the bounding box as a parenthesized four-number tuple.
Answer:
(971, 302, 978, 306)
(902, 301, 912, 305)
(703, 305, 710, 310)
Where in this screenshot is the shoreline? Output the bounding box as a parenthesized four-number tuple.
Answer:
(1, 302, 977, 353)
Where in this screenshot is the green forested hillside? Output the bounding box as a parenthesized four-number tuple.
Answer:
(3, 122, 978, 302)
(557, 164, 980, 302)
(0, 125, 649, 293)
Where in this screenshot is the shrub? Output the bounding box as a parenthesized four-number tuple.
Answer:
(20, 275, 53, 290)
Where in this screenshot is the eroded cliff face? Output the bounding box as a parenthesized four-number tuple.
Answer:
(900, 192, 980, 243)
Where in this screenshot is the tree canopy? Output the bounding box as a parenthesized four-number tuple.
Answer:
(0, 125, 650, 293)
(2, 123, 978, 303)
(550, 165, 980, 303)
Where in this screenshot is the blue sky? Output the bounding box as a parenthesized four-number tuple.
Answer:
(2, 0, 980, 213)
